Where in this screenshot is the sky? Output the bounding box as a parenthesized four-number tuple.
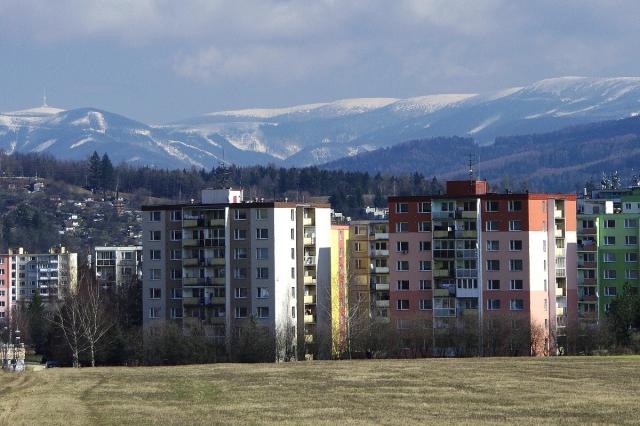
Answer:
(0, 0, 638, 123)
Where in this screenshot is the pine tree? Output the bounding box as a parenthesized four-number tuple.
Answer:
(100, 153, 115, 191)
(28, 292, 48, 354)
(87, 151, 102, 190)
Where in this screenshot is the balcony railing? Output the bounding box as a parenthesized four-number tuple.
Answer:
(456, 269, 477, 278)
(374, 232, 389, 240)
(304, 295, 316, 304)
(304, 314, 316, 324)
(434, 308, 456, 317)
(556, 268, 566, 278)
(375, 300, 389, 307)
(304, 256, 316, 266)
(456, 249, 478, 259)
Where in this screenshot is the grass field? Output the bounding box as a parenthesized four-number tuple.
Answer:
(1, 357, 639, 425)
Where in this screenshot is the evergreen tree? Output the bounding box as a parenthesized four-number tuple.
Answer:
(87, 151, 102, 190)
(28, 291, 48, 354)
(100, 153, 115, 191)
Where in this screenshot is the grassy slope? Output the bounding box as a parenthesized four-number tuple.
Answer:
(1, 357, 639, 425)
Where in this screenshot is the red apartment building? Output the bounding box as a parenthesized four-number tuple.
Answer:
(388, 180, 577, 355)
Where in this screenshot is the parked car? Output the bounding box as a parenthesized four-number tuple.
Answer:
(45, 360, 59, 368)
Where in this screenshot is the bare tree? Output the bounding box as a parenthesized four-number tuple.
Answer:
(78, 282, 114, 367)
(50, 292, 88, 367)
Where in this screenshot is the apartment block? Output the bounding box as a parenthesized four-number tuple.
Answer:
(348, 220, 390, 323)
(94, 246, 143, 289)
(0, 255, 10, 320)
(330, 224, 349, 356)
(142, 188, 332, 360)
(577, 186, 640, 320)
(388, 180, 577, 354)
(8, 247, 78, 307)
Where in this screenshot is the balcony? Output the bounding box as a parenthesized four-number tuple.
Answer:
(303, 237, 316, 246)
(556, 307, 566, 317)
(555, 248, 566, 257)
(182, 219, 200, 228)
(371, 249, 389, 257)
(462, 308, 478, 317)
(304, 256, 317, 266)
(212, 277, 225, 285)
(434, 308, 456, 317)
(183, 277, 213, 286)
(183, 317, 201, 327)
(555, 229, 564, 238)
(580, 227, 597, 235)
(209, 218, 225, 227)
(462, 211, 477, 219)
(183, 239, 201, 247)
(433, 288, 450, 297)
(375, 283, 389, 291)
(455, 230, 477, 239)
(375, 300, 389, 308)
(432, 211, 454, 219)
(556, 287, 565, 297)
(434, 250, 456, 259)
(210, 297, 225, 305)
(304, 334, 314, 343)
(208, 316, 225, 325)
(182, 297, 201, 305)
(554, 210, 564, 219)
(303, 217, 314, 226)
(183, 258, 199, 267)
(433, 269, 452, 278)
(207, 257, 225, 266)
(374, 232, 389, 240)
(556, 268, 566, 278)
(371, 266, 389, 274)
(455, 269, 477, 278)
(304, 276, 316, 285)
(433, 230, 450, 238)
(456, 249, 478, 259)
(304, 314, 316, 324)
(304, 295, 316, 304)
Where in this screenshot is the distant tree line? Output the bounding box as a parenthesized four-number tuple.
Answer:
(0, 151, 444, 217)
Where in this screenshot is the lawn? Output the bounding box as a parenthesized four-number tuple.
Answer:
(1, 357, 639, 425)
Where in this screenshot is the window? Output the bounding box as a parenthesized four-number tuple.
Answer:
(235, 306, 248, 318)
(624, 219, 638, 228)
(419, 279, 432, 290)
(625, 236, 638, 245)
(256, 248, 269, 260)
(397, 319, 410, 330)
(604, 236, 616, 245)
(149, 250, 161, 260)
(291, 267, 295, 279)
(170, 269, 181, 279)
(396, 241, 409, 252)
(441, 201, 454, 211)
(604, 269, 617, 280)
(509, 299, 524, 311)
(257, 306, 269, 318)
(256, 228, 269, 239)
(234, 229, 247, 240)
(396, 222, 408, 232)
(148, 307, 160, 318)
(396, 203, 408, 213)
(171, 288, 182, 299)
(419, 241, 431, 251)
(418, 202, 431, 213)
(604, 286, 618, 297)
(148, 211, 161, 222)
(488, 279, 500, 290)
(603, 252, 616, 263)
(234, 287, 248, 299)
(625, 252, 638, 263)
(626, 270, 639, 279)
(150, 269, 161, 280)
(510, 279, 523, 290)
(170, 308, 183, 319)
(291, 228, 295, 240)
(255, 209, 268, 220)
(396, 299, 409, 310)
(354, 242, 363, 252)
(487, 260, 500, 271)
(604, 219, 616, 228)
(170, 250, 181, 260)
(170, 210, 182, 221)
(233, 248, 247, 259)
(149, 230, 161, 241)
(486, 240, 499, 251)
(256, 267, 269, 279)
(582, 219, 595, 229)
(418, 221, 431, 232)
(170, 230, 182, 241)
(508, 200, 522, 212)
(234, 210, 247, 220)
(509, 259, 523, 271)
(486, 221, 499, 231)
(486, 201, 499, 212)
(419, 260, 431, 271)
(509, 220, 522, 231)
(291, 209, 295, 221)
(233, 267, 247, 279)
(487, 299, 500, 310)
(396, 261, 409, 271)
(508, 240, 523, 251)
(397, 280, 410, 291)
(419, 299, 432, 310)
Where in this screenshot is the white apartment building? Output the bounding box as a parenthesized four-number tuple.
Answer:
(94, 246, 143, 288)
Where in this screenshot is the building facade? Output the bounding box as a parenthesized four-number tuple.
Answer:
(388, 180, 577, 355)
(577, 186, 640, 321)
(9, 247, 78, 307)
(0, 255, 10, 320)
(94, 246, 143, 289)
(142, 189, 332, 360)
(330, 225, 349, 356)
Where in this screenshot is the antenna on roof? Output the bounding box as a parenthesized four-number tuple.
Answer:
(42, 88, 48, 107)
(467, 153, 476, 179)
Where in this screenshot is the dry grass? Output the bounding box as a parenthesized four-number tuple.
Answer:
(1, 357, 639, 425)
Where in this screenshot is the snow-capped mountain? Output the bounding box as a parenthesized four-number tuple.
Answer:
(3, 76, 640, 168)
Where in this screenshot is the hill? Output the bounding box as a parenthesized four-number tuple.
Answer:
(324, 116, 640, 192)
(1, 357, 639, 425)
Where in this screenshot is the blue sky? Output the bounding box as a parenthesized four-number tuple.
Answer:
(0, 0, 638, 123)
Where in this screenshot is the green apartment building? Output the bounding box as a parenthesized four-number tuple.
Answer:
(577, 186, 640, 321)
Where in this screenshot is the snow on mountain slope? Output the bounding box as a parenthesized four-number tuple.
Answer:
(3, 76, 640, 169)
